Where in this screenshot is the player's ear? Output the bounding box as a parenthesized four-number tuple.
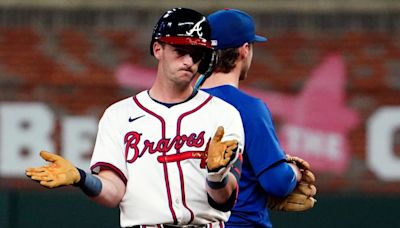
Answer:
(239, 42, 250, 59)
(153, 41, 163, 59)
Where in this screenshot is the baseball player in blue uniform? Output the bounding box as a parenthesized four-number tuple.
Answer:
(26, 8, 245, 228)
(201, 9, 316, 227)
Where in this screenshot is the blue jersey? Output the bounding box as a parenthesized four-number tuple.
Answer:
(203, 85, 288, 228)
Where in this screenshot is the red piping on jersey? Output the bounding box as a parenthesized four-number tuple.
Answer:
(176, 94, 213, 224)
(90, 162, 127, 185)
(133, 96, 178, 224)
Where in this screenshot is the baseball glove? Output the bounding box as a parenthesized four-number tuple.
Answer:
(25, 151, 81, 188)
(267, 155, 317, 212)
(286, 155, 311, 171)
(206, 126, 239, 182)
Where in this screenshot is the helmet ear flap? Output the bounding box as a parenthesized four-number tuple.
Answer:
(193, 50, 218, 91)
(198, 49, 217, 75)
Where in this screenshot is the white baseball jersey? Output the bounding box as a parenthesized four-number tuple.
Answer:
(90, 90, 244, 227)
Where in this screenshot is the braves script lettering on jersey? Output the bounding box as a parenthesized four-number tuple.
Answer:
(90, 90, 244, 227)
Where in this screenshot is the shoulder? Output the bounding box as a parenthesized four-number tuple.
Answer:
(198, 90, 239, 113)
(222, 89, 274, 128)
(231, 89, 272, 116)
(243, 96, 273, 124)
(104, 96, 135, 114)
(204, 85, 268, 112)
(231, 88, 268, 109)
(101, 91, 147, 119)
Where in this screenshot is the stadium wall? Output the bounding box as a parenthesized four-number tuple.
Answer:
(0, 6, 399, 227)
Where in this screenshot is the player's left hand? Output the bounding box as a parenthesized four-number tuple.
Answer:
(25, 151, 81, 188)
(207, 126, 238, 171)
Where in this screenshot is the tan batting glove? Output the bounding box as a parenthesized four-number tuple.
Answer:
(207, 126, 238, 182)
(207, 126, 238, 170)
(25, 151, 81, 188)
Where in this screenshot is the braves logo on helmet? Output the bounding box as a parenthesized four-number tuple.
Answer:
(185, 17, 206, 37)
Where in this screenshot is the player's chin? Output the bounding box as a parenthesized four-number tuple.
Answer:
(177, 70, 196, 81)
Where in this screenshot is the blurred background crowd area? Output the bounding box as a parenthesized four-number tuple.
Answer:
(0, 0, 400, 227)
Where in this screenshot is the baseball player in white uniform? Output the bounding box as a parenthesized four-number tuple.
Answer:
(26, 8, 244, 228)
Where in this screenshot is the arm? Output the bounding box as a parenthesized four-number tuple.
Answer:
(91, 169, 125, 207)
(263, 156, 317, 211)
(205, 126, 241, 210)
(206, 173, 237, 204)
(246, 102, 303, 197)
(25, 151, 125, 208)
(258, 160, 298, 197)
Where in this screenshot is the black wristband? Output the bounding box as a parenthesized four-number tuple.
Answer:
(206, 175, 228, 189)
(74, 168, 86, 186)
(74, 168, 102, 197)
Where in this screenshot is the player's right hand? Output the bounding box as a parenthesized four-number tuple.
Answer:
(25, 151, 81, 188)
